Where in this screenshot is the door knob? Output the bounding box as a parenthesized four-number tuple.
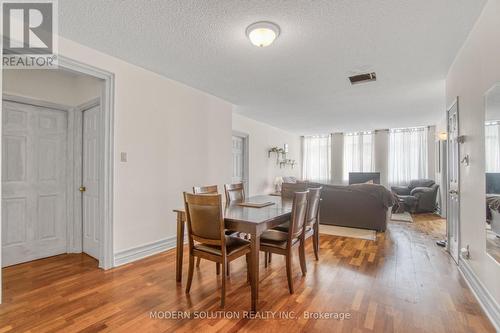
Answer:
(79, 186, 86, 192)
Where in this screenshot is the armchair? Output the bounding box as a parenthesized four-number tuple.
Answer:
(391, 179, 439, 213)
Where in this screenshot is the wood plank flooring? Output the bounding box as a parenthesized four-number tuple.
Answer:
(0, 214, 495, 332)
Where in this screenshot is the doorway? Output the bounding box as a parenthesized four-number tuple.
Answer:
(1, 59, 114, 273)
(232, 132, 249, 194)
(447, 98, 460, 263)
(2, 80, 103, 268)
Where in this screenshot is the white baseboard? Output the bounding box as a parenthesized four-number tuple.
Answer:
(458, 260, 500, 332)
(114, 236, 177, 267)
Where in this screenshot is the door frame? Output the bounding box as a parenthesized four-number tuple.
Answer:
(0, 56, 115, 275)
(232, 131, 249, 195)
(446, 97, 460, 263)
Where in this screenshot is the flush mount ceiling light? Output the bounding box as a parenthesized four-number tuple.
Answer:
(246, 21, 280, 47)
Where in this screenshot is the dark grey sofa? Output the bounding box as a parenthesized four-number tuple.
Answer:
(391, 179, 439, 213)
(281, 182, 394, 231)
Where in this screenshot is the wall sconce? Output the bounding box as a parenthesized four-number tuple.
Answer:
(461, 154, 470, 166)
(457, 135, 466, 144)
(438, 132, 448, 141)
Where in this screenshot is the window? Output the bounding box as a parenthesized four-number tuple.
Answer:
(302, 135, 331, 183)
(343, 132, 374, 182)
(485, 121, 500, 172)
(389, 127, 428, 185)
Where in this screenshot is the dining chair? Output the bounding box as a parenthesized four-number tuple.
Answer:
(274, 187, 322, 265)
(259, 190, 308, 294)
(192, 185, 218, 268)
(224, 183, 245, 203)
(183, 192, 251, 307)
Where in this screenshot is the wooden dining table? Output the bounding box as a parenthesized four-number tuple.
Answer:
(173, 194, 292, 312)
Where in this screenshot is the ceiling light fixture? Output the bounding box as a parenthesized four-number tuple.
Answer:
(246, 21, 280, 47)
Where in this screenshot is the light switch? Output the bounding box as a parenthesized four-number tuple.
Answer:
(120, 152, 127, 162)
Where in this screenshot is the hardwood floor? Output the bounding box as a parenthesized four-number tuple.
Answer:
(1, 214, 495, 333)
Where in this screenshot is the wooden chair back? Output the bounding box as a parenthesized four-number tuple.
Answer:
(306, 187, 322, 227)
(183, 193, 225, 249)
(288, 191, 309, 240)
(224, 183, 245, 203)
(193, 185, 218, 194)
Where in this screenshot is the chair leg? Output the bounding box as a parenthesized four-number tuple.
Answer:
(313, 230, 319, 260)
(264, 252, 268, 268)
(285, 253, 294, 294)
(196, 257, 201, 267)
(185, 254, 195, 293)
(246, 253, 251, 283)
(299, 240, 307, 276)
(268, 253, 272, 263)
(226, 262, 230, 277)
(221, 259, 227, 308)
(216, 263, 220, 275)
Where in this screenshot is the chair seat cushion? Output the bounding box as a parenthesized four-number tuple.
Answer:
(273, 221, 290, 232)
(195, 235, 250, 256)
(273, 222, 313, 234)
(260, 230, 298, 249)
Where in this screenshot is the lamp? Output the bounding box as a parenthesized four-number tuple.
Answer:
(246, 21, 280, 47)
(274, 176, 283, 192)
(438, 132, 448, 141)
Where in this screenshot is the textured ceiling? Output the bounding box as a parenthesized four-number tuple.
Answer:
(59, 0, 486, 134)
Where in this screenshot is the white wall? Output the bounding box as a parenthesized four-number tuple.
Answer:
(28, 37, 235, 253)
(445, 0, 500, 316)
(3, 69, 102, 106)
(232, 113, 301, 196)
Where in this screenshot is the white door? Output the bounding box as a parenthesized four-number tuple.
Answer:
(2, 101, 68, 267)
(232, 135, 247, 190)
(82, 105, 101, 260)
(447, 100, 460, 263)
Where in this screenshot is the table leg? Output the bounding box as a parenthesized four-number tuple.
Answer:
(250, 232, 260, 312)
(175, 212, 185, 282)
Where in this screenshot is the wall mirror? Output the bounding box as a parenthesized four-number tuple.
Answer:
(484, 84, 500, 263)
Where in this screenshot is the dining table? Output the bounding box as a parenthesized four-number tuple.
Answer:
(173, 194, 292, 312)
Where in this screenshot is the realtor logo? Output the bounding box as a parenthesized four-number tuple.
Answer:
(2, 0, 58, 68)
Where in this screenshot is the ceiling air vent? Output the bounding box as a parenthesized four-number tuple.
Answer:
(349, 72, 376, 85)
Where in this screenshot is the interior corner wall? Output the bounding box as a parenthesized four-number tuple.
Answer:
(445, 0, 500, 314)
(232, 113, 301, 196)
(43, 36, 234, 255)
(374, 130, 389, 187)
(331, 133, 344, 184)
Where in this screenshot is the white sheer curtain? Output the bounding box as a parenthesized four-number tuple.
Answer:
(302, 135, 331, 183)
(485, 121, 500, 172)
(388, 127, 428, 185)
(343, 132, 374, 181)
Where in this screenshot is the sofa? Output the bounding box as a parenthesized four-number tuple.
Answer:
(281, 182, 394, 231)
(391, 179, 439, 213)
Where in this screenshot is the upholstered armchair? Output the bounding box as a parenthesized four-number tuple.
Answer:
(391, 179, 439, 213)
